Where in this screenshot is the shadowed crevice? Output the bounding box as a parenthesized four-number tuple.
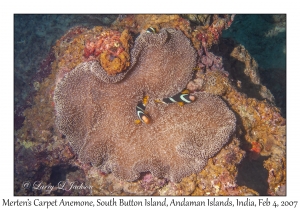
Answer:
(236, 155, 269, 195)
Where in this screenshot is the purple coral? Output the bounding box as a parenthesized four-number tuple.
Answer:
(197, 48, 226, 73)
(54, 28, 236, 182)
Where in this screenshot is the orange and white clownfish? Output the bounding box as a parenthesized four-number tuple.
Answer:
(135, 96, 150, 124)
(155, 90, 196, 107)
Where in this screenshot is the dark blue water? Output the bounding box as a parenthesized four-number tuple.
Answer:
(14, 14, 118, 129)
(222, 14, 286, 116)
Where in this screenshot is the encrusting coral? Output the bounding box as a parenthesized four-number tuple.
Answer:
(54, 28, 236, 182)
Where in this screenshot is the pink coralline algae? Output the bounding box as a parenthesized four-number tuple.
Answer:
(84, 30, 125, 58)
(54, 28, 236, 182)
(140, 172, 167, 191)
(83, 30, 124, 58)
(192, 15, 235, 50)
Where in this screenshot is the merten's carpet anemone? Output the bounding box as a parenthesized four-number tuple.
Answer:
(54, 28, 236, 182)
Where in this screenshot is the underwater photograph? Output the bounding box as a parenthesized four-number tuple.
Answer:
(14, 14, 286, 196)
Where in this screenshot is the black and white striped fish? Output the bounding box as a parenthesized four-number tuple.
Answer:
(156, 90, 196, 106)
(135, 96, 150, 124)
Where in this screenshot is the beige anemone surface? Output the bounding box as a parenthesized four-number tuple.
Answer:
(54, 28, 236, 182)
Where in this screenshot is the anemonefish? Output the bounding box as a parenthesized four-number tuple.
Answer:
(146, 27, 156, 33)
(135, 95, 150, 124)
(155, 90, 196, 107)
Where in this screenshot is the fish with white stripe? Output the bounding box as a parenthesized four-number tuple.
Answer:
(135, 95, 150, 124)
(155, 90, 196, 107)
(146, 27, 156, 33)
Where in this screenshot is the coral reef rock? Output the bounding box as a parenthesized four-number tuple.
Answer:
(54, 28, 236, 182)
